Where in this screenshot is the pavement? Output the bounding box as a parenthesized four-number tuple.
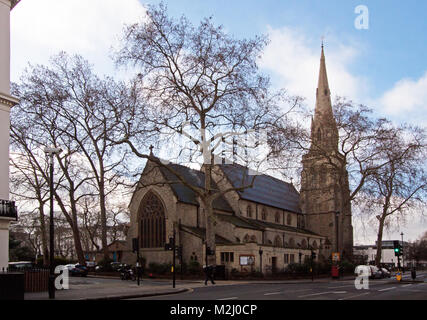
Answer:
(24, 276, 253, 300)
(24, 274, 351, 300)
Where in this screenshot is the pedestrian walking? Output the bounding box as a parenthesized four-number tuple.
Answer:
(204, 265, 215, 285)
(411, 267, 416, 281)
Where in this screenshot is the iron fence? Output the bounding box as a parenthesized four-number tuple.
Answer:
(1, 267, 49, 292)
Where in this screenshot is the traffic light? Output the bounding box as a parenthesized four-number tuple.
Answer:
(393, 240, 401, 256)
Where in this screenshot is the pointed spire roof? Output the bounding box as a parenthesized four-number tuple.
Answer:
(310, 44, 339, 152)
(317, 44, 330, 97)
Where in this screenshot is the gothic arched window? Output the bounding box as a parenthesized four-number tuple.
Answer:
(301, 239, 308, 249)
(247, 205, 252, 218)
(287, 214, 292, 225)
(288, 238, 295, 248)
(312, 240, 318, 250)
(139, 191, 166, 248)
(275, 212, 280, 223)
(243, 234, 250, 243)
(261, 208, 267, 221)
(274, 236, 282, 247)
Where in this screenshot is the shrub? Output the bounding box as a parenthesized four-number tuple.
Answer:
(187, 261, 202, 274)
(98, 257, 115, 272)
(148, 262, 171, 274)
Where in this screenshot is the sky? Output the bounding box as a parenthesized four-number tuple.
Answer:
(9, 0, 427, 244)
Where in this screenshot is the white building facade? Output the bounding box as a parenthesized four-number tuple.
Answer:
(353, 240, 409, 268)
(0, 0, 19, 270)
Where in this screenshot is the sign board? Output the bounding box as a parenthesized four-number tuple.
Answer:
(240, 255, 255, 266)
(332, 252, 340, 262)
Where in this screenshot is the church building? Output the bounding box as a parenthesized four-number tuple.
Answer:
(125, 46, 353, 274)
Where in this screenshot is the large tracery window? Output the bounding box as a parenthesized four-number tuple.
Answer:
(139, 191, 166, 248)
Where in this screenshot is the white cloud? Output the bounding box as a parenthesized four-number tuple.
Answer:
(259, 26, 369, 109)
(377, 72, 427, 126)
(10, 0, 146, 80)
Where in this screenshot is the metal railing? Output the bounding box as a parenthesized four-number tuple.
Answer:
(1, 267, 49, 292)
(0, 200, 18, 220)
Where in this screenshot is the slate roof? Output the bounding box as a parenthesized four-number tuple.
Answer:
(180, 225, 234, 245)
(219, 163, 302, 213)
(216, 214, 322, 237)
(158, 162, 234, 213)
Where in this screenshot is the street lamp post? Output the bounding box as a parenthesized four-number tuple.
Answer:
(401, 232, 404, 273)
(259, 248, 263, 274)
(335, 211, 340, 254)
(44, 147, 62, 300)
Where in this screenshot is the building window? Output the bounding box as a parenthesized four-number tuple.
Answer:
(312, 240, 318, 249)
(284, 254, 289, 264)
(301, 239, 307, 249)
(287, 214, 292, 225)
(221, 252, 234, 264)
(138, 191, 166, 248)
(243, 234, 250, 243)
(290, 254, 295, 263)
(275, 212, 280, 223)
(261, 208, 267, 221)
(274, 236, 282, 247)
(247, 205, 252, 218)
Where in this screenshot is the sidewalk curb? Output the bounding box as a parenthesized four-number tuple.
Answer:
(84, 288, 189, 300)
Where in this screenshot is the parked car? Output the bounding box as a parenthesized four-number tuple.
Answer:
(8, 261, 34, 271)
(95, 262, 125, 272)
(65, 264, 88, 277)
(85, 261, 96, 272)
(380, 267, 391, 278)
(369, 266, 383, 279)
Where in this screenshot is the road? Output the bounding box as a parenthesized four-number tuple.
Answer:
(130, 271, 427, 300)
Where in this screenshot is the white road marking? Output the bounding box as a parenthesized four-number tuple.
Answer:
(217, 297, 238, 300)
(338, 292, 370, 300)
(327, 284, 356, 289)
(402, 284, 412, 287)
(297, 291, 346, 298)
(264, 292, 282, 296)
(378, 287, 396, 292)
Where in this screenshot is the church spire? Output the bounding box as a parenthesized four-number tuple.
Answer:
(311, 44, 338, 152)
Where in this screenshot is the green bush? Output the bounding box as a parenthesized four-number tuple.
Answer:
(98, 257, 115, 272)
(148, 262, 171, 274)
(187, 261, 202, 274)
(339, 260, 355, 274)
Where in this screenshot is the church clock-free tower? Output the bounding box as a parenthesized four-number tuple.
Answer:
(300, 45, 353, 261)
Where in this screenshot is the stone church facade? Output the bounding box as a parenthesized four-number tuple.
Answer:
(124, 47, 353, 273)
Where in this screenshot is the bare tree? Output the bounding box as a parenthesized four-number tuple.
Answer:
(361, 125, 427, 267)
(11, 52, 134, 262)
(113, 4, 299, 265)
(11, 80, 90, 264)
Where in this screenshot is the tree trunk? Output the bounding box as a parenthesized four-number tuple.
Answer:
(99, 181, 109, 260)
(375, 217, 386, 267)
(203, 158, 216, 266)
